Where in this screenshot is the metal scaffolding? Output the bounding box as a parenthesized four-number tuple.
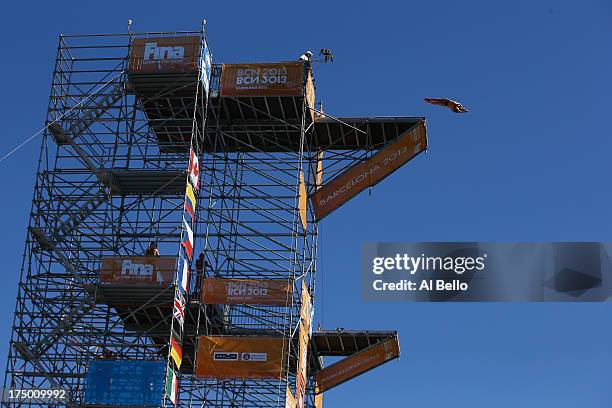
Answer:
(2, 28, 210, 407)
(4, 24, 420, 408)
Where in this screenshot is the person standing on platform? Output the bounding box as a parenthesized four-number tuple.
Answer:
(298, 50, 313, 62)
(145, 242, 160, 257)
(195, 253, 205, 276)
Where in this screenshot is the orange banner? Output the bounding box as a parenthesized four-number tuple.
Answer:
(201, 278, 291, 305)
(296, 281, 311, 408)
(195, 336, 286, 379)
(310, 122, 427, 220)
(315, 393, 323, 408)
(306, 70, 316, 120)
(314, 337, 400, 394)
(299, 171, 308, 230)
(99, 256, 175, 284)
(285, 386, 296, 408)
(220, 62, 305, 97)
(315, 151, 324, 189)
(300, 280, 312, 333)
(129, 36, 200, 73)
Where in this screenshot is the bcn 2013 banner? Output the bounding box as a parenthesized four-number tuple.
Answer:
(362, 243, 612, 301)
(220, 62, 306, 97)
(201, 278, 291, 305)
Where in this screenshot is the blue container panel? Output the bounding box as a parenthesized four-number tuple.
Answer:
(84, 360, 165, 407)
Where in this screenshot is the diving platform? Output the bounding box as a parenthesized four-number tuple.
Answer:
(127, 35, 211, 153)
(311, 330, 398, 357)
(103, 169, 187, 195)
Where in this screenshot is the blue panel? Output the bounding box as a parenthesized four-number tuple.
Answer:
(84, 360, 165, 407)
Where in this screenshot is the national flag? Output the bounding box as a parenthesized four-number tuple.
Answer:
(184, 183, 196, 222)
(201, 41, 212, 93)
(165, 366, 179, 406)
(173, 291, 185, 327)
(188, 148, 200, 191)
(177, 253, 190, 295)
(181, 217, 193, 261)
(170, 336, 183, 369)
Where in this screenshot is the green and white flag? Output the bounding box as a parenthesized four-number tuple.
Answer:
(165, 366, 179, 406)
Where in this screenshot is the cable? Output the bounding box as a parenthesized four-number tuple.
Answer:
(0, 70, 125, 165)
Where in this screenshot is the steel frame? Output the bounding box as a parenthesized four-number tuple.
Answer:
(4, 29, 323, 408)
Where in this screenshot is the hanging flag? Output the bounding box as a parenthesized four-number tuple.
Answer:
(184, 183, 196, 222)
(177, 254, 190, 295)
(181, 217, 194, 261)
(188, 148, 200, 191)
(173, 291, 186, 328)
(170, 336, 183, 369)
(165, 366, 179, 406)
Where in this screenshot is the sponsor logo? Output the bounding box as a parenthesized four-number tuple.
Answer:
(241, 353, 267, 362)
(143, 42, 185, 63)
(213, 352, 239, 361)
(121, 259, 154, 277)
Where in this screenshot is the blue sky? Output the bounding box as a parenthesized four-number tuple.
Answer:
(1, 0, 612, 406)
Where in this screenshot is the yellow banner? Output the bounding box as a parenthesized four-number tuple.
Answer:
(299, 171, 308, 230)
(315, 393, 323, 408)
(296, 281, 311, 407)
(285, 386, 296, 408)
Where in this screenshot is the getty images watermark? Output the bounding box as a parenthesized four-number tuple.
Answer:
(361, 243, 612, 302)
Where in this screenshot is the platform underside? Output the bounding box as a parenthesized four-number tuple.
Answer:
(204, 113, 425, 152)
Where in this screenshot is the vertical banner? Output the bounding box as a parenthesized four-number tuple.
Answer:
(315, 151, 324, 189)
(295, 280, 312, 408)
(299, 171, 308, 231)
(306, 70, 316, 121)
(315, 393, 323, 408)
(285, 385, 296, 408)
(165, 126, 203, 406)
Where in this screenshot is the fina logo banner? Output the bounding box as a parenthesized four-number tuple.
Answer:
(100, 256, 175, 283)
(362, 243, 612, 302)
(143, 42, 185, 63)
(129, 37, 199, 73)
